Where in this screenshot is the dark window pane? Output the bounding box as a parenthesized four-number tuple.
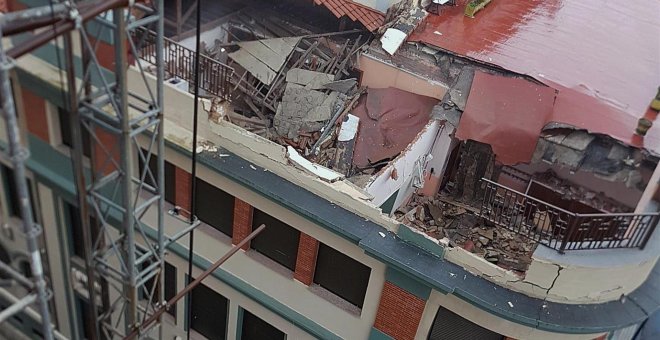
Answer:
(59, 108, 91, 157)
(195, 178, 234, 236)
(314, 243, 370, 308)
(137, 149, 175, 204)
(140, 261, 176, 318)
(164, 262, 177, 318)
(428, 306, 503, 340)
(251, 209, 300, 271)
(241, 309, 285, 340)
(190, 280, 228, 340)
(67, 203, 99, 258)
(2, 165, 35, 219)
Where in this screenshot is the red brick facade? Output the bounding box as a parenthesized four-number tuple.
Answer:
(374, 281, 426, 340)
(93, 128, 119, 176)
(174, 166, 191, 212)
(21, 88, 49, 141)
(293, 232, 320, 285)
(232, 198, 253, 250)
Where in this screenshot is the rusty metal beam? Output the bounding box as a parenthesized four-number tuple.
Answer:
(123, 224, 266, 340)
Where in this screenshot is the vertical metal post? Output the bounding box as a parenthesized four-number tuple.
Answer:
(63, 30, 100, 340)
(113, 7, 138, 333)
(155, 0, 166, 338)
(0, 31, 53, 340)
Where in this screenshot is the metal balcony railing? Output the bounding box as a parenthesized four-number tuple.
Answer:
(479, 178, 659, 252)
(132, 27, 233, 100)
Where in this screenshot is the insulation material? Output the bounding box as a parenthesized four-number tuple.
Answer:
(352, 87, 439, 168)
(456, 71, 556, 165)
(228, 37, 300, 85)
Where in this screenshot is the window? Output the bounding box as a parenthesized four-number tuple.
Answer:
(59, 107, 92, 157)
(314, 243, 370, 308)
(76, 298, 101, 340)
(195, 178, 234, 236)
(137, 149, 176, 203)
(140, 261, 177, 318)
(2, 165, 35, 219)
(428, 306, 502, 340)
(164, 262, 177, 318)
(240, 309, 285, 340)
(251, 209, 300, 271)
(189, 280, 228, 340)
(67, 203, 99, 258)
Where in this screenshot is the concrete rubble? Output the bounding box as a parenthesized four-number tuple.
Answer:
(395, 195, 537, 273)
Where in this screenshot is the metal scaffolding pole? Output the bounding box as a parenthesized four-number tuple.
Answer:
(0, 28, 54, 340)
(72, 1, 167, 337)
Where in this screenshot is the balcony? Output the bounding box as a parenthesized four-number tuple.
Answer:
(133, 27, 233, 100)
(479, 178, 659, 252)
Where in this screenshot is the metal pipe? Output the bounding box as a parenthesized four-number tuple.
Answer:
(0, 289, 68, 340)
(62, 29, 101, 340)
(186, 1, 203, 338)
(0, 260, 34, 289)
(112, 6, 138, 334)
(0, 294, 37, 324)
(6, 0, 128, 59)
(123, 224, 266, 340)
(155, 2, 166, 339)
(0, 28, 54, 340)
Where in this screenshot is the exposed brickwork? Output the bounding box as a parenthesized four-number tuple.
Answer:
(232, 198, 253, 250)
(93, 128, 119, 176)
(374, 281, 426, 340)
(174, 166, 191, 212)
(88, 36, 116, 70)
(20, 88, 49, 141)
(6, 0, 26, 11)
(293, 232, 319, 285)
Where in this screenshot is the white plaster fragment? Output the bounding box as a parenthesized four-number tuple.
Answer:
(508, 301, 514, 308)
(380, 28, 407, 55)
(250, 165, 257, 170)
(379, 232, 386, 238)
(286, 146, 344, 182)
(338, 114, 360, 142)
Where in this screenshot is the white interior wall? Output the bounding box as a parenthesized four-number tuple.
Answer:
(365, 120, 440, 211)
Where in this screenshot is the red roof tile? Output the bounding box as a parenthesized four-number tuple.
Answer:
(315, 0, 385, 32)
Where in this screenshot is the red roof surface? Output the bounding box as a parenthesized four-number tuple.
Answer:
(314, 0, 385, 31)
(409, 0, 660, 153)
(457, 71, 557, 165)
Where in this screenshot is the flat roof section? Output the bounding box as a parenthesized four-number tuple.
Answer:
(409, 0, 660, 154)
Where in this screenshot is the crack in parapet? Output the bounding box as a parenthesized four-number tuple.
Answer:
(537, 264, 563, 322)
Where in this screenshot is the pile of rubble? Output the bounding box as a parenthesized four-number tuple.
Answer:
(395, 195, 537, 273)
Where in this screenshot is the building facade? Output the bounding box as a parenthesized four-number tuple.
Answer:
(0, 1, 658, 340)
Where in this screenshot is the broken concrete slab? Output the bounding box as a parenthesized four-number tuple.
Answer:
(322, 78, 357, 94)
(286, 68, 334, 89)
(229, 37, 300, 85)
(273, 84, 338, 138)
(304, 91, 338, 122)
(448, 68, 475, 111)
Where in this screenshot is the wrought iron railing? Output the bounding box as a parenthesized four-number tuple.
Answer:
(479, 178, 659, 252)
(132, 27, 233, 100)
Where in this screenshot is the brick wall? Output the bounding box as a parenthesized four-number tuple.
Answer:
(232, 198, 253, 250)
(93, 128, 119, 176)
(20, 88, 49, 141)
(174, 166, 191, 212)
(373, 281, 426, 340)
(293, 232, 319, 285)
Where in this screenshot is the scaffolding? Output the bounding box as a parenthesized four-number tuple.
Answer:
(1, 1, 169, 339)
